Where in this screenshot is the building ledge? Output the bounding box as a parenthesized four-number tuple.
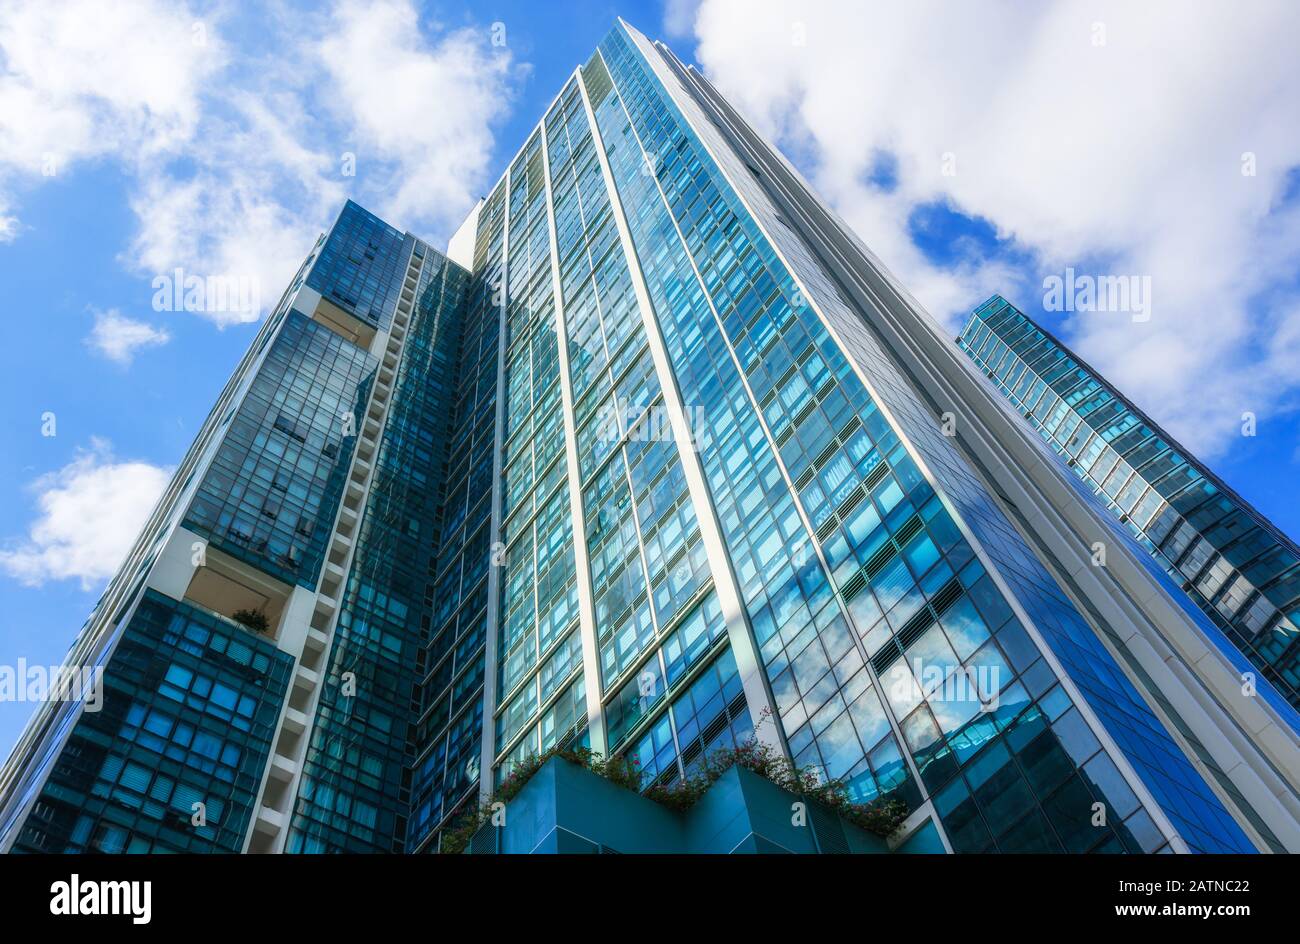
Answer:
(465, 757, 944, 854)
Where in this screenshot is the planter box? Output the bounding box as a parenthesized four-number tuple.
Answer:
(466, 757, 913, 854)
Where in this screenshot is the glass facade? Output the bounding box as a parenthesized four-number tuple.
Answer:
(288, 252, 471, 853)
(959, 296, 1300, 710)
(586, 38, 920, 815)
(406, 187, 503, 849)
(492, 127, 586, 787)
(9, 591, 292, 853)
(183, 310, 375, 588)
(3, 23, 1294, 857)
(626, 645, 753, 786)
(306, 199, 410, 332)
(576, 27, 1252, 853)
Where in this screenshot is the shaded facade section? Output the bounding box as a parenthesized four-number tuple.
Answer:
(306, 199, 411, 334)
(288, 250, 472, 852)
(10, 591, 292, 853)
(183, 310, 375, 589)
(406, 193, 505, 851)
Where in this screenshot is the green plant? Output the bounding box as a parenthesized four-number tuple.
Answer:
(231, 608, 270, 634)
(645, 739, 910, 839)
(440, 744, 619, 854)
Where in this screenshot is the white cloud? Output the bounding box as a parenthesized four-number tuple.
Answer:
(316, 0, 519, 234)
(125, 120, 341, 328)
(687, 0, 1300, 456)
(662, 0, 703, 39)
(85, 308, 171, 364)
(0, 440, 172, 589)
(0, 0, 520, 326)
(0, 0, 223, 253)
(126, 1, 520, 326)
(0, 0, 221, 169)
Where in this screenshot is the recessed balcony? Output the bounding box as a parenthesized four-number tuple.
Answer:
(181, 546, 291, 645)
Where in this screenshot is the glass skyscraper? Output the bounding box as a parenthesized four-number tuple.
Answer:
(2, 21, 1297, 856)
(958, 296, 1300, 709)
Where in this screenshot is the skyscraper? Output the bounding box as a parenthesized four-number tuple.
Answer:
(2, 20, 1297, 855)
(958, 296, 1300, 708)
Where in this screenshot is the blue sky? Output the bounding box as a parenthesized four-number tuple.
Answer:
(1, 0, 1297, 757)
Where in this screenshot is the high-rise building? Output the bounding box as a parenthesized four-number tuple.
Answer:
(958, 296, 1300, 708)
(2, 21, 1298, 856)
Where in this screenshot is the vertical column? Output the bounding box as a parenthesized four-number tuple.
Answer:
(574, 67, 784, 755)
(539, 88, 609, 756)
(478, 170, 512, 800)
